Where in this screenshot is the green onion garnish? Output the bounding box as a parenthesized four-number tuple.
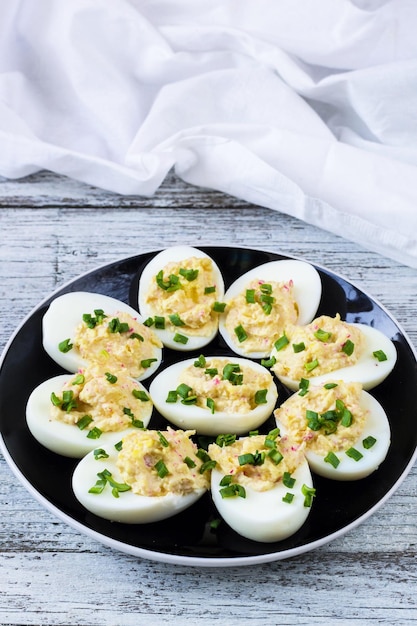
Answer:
(166, 390, 178, 403)
(254, 389, 268, 405)
(274, 334, 289, 351)
(129, 332, 144, 341)
(215, 433, 236, 447)
(179, 267, 199, 281)
(268, 448, 283, 465)
(293, 342, 306, 353)
(213, 302, 226, 313)
(261, 356, 276, 368)
(173, 333, 188, 344)
(132, 389, 149, 401)
(245, 289, 256, 303)
(345, 447, 363, 461)
(314, 328, 332, 342)
(219, 484, 246, 499)
(302, 484, 316, 507)
(93, 448, 109, 460)
(156, 271, 181, 292)
(283, 472, 296, 488)
(169, 313, 185, 327)
(108, 318, 130, 334)
(305, 359, 319, 372)
(234, 324, 248, 343)
(183, 456, 197, 468)
(76, 415, 93, 430)
(324, 451, 340, 468)
(342, 339, 355, 356)
(298, 377, 309, 396)
(141, 358, 157, 368)
(324, 382, 338, 389)
(373, 349, 387, 362)
(204, 286, 216, 294)
(105, 372, 118, 384)
(194, 354, 206, 368)
(72, 374, 85, 385)
(154, 459, 169, 478)
(87, 427, 102, 440)
(282, 492, 294, 504)
(206, 398, 215, 414)
(154, 316, 165, 329)
(363, 435, 377, 449)
(59, 338, 73, 353)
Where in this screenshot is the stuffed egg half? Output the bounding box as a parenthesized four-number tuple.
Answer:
(270, 314, 397, 391)
(42, 291, 163, 381)
(72, 428, 209, 523)
(149, 356, 278, 436)
(26, 369, 153, 457)
(274, 380, 391, 480)
(219, 259, 322, 359)
(137, 246, 225, 351)
(208, 432, 314, 542)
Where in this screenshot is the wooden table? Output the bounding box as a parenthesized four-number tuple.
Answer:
(1, 170, 416, 625)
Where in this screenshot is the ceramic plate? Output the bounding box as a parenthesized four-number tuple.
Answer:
(1, 246, 417, 567)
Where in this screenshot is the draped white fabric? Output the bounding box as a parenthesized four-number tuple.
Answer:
(2, 0, 417, 266)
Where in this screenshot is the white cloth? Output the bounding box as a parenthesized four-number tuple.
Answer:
(2, 0, 417, 267)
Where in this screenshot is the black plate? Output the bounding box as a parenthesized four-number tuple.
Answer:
(1, 246, 417, 566)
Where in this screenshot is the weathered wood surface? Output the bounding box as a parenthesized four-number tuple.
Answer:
(0, 170, 416, 625)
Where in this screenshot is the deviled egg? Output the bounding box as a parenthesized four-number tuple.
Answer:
(149, 356, 278, 435)
(274, 380, 391, 480)
(26, 368, 153, 457)
(72, 428, 210, 523)
(208, 431, 314, 542)
(42, 291, 162, 381)
(219, 259, 322, 358)
(269, 314, 397, 391)
(138, 246, 225, 351)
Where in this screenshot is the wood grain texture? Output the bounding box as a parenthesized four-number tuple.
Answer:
(0, 170, 416, 625)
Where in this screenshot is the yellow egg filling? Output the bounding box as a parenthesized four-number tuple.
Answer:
(144, 256, 220, 336)
(271, 314, 365, 381)
(116, 428, 210, 497)
(274, 380, 367, 455)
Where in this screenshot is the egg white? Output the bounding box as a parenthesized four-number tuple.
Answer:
(149, 357, 278, 436)
(271, 323, 397, 391)
(26, 374, 153, 458)
(72, 445, 206, 523)
(137, 246, 225, 351)
(210, 460, 314, 543)
(276, 389, 391, 481)
(42, 291, 162, 380)
(219, 259, 322, 358)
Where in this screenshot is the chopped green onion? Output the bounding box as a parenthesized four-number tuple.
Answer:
(141, 358, 157, 368)
(179, 267, 199, 281)
(324, 451, 340, 468)
(114, 441, 123, 451)
(173, 332, 188, 344)
(261, 356, 276, 368)
(222, 363, 241, 381)
(156, 270, 181, 292)
(196, 448, 211, 463)
(58, 338, 73, 353)
(260, 283, 272, 294)
(220, 483, 246, 498)
(293, 342, 306, 353)
(154, 316, 165, 329)
(216, 433, 236, 447)
(283, 472, 296, 488)
(314, 328, 332, 342)
(342, 339, 355, 356)
(157, 431, 169, 447)
(249, 430, 259, 436)
(363, 435, 377, 449)
(282, 492, 294, 504)
(105, 372, 118, 384)
(200, 460, 217, 474)
(169, 313, 185, 327)
(154, 459, 169, 478)
(274, 334, 289, 351)
(132, 389, 149, 401)
(345, 447, 363, 461)
(206, 398, 215, 414)
(93, 448, 109, 460)
(305, 359, 319, 372)
(143, 317, 154, 327)
(205, 367, 218, 377)
(108, 318, 130, 334)
(204, 286, 216, 294)
(298, 378, 310, 396)
(72, 374, 85, 385)
(194, 354, 206, 368)
(219, 475, 232, 486)
(324, 382, 338, 389)
(183, 456, 197, 468)
(166, 390, 178, 403)
(76, 415, 93, 430)
(268, 448, 283, 465)
(373, 349, 387, 362)
(129, 332, 144, 341)
(213, 301, 226, 313)
(254, 389, 268, 405)
(245, 289, 256, 303)
(234, 324, 248, 343)
(302, 484, 316, 507)
(87, 427, 102, 440)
